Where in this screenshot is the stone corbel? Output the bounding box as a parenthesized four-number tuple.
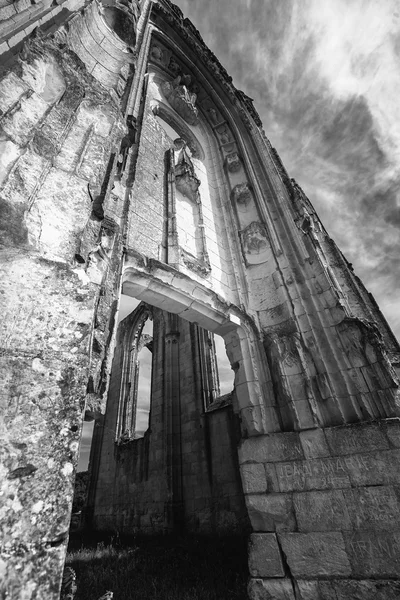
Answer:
(175, 168, 200, 202)
(225, 152, 241, 173)
(240, 221, 271, 265)
(216, 123, 232, 145)
(174, 138, 201, 202)
(232, 182, 252, 206)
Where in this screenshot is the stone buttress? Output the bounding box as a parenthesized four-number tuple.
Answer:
(1, 1, 400, 599)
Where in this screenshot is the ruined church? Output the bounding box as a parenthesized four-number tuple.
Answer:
(1, 0, 400, 598)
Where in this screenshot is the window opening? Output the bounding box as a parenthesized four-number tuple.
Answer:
(117, 304, 153, 442)
(77, 420, 95, 471)
(199, 329, 234, 410)
(132, 319, 153, 438)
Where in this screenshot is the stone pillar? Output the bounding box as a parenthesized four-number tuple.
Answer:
(164, 314, 184, 530)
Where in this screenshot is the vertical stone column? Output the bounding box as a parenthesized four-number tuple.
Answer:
(164, 314, 183, 530)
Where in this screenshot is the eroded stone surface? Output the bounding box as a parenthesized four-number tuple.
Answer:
(246, 494, 296, 532)
(279, 532, 351, 577)
(248, 578, 295, 600)
(248, 534, 285, 578)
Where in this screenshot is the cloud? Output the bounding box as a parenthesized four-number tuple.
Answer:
(176, 0, 400, 339)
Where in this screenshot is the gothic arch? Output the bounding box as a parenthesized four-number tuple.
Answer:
(122, 255, 280, 436)
(151, 100, 205, 160)
(115, 302, 153, 441)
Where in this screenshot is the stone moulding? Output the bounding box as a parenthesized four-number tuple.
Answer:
(151, 101, 204, 159)
(154, 2, 262, 130)
(179, 247, 211, 278)
(161, 76, 199, 126)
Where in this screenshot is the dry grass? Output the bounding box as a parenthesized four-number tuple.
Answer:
(66, 533, 249, 600)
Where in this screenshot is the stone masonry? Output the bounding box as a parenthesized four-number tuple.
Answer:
(1, 1, 400, 599)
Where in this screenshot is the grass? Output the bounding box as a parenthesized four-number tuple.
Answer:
(66, 532, 249, 600)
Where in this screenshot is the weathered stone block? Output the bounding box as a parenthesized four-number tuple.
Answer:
(318, 579, 400, 600)
(325, 422, 389, 455)
(25, 169, 91, 262)
(299, 429, 330, 459)
(1, 148, 48, 206)
(241, 463, 267, 493)
(345, 449, 400, 487)
(344, 530, 400, 577)
(293, 489, 352, 532)
(239, 432, 303, 464)
(274, 456, 354, 492)
(1, 92, 49, 146)
(248, 578, 295, 600)
(278, 532, 351, 577)
(384, 418, 400, 448)
(296, 581, 321, 600)
(262, 463, 280, 491)
(0, 253, 95, 354)
(0, 71, 30, 115)
(246, 493, 296, 532)
(343, 485, 400, 530)
(78, 134, 110, 184)
(248, 533, 285, 578)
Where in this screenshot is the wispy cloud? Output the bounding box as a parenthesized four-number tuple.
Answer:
(177, 0, 400, 338)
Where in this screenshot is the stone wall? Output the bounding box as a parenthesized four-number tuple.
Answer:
(0, 32, 125, 598)
(89, 306, 249, 535)
(242, 420, 400, 599)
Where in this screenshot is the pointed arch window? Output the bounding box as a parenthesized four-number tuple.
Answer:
(116, 303, 153, 442)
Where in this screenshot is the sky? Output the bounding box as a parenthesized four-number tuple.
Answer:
(175, 0, 400, 340)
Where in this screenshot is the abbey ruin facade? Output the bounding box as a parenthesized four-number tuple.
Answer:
(1, 1, 400, 598)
